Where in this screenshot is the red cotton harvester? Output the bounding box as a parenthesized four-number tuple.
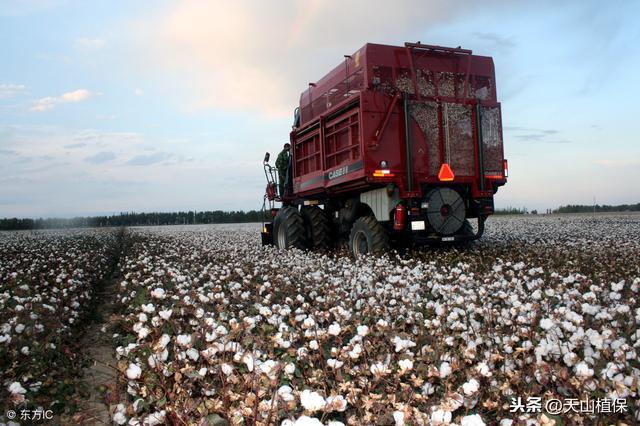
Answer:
(261, 41, 508, 256)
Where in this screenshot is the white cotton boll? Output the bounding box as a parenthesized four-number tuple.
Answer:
(141, 303, 155, 313)
(328, 323, 341, 336)
(431, 409, 452, 424)
(113, 412, 127, 425)
(143, 410, 166, 426)
(159, 309, 172, 320)
(422, 382, 435, 395)
(327, 359, 344, 369)
(15, 324, 25, 334)
(138, 313, 148, 323)
(309, 340, 319, 350)
(281, 420, 295, 426)
(158, 334, 171, 348)
(293, 416, 323, 426)
(461, 414, 486, 426)
(151, 288, 166, 299)
(137, 327, 150, 340)
(325, 395, 347, 412)
(499, 420, 513, 426)
(285, 363, 296, 374)
(462, 378, 480, 395)
(575, 361, 594, 378)
(242, 353, 255, 372)
(393, 410, 405, 426)
(439, 361, 452, 378)
(377, 319, 388, 328)
(260, 359, 278, 377)
(370, 362, 390, 377)
(299, 389, 326, 412)
(9, 382, 27, 395)
(302, 317, 316, 329)
(539, 318, 554, 330)
(20, 346, 29, 355)
(327, 422, 345, 426)
(126, 363, 142, 380)
(563, 352, 577, 367)
(357, 325, 370, 336)
(476, 362, 491, 377)
(176, 334, 192, 347)
(398, 359, 413, 374)
(186, 348, 199, 361)
(199, 367, 207, 376)
(221, 363, 233, 376)
(148, 355, 156, 368)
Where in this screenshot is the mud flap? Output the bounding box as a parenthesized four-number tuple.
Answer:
(261, 223, 274, 246)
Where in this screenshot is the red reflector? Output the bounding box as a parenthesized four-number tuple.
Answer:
(438, 163, 455, 181)
(504, 159, 509, 178)
(485, 175, 503, 179)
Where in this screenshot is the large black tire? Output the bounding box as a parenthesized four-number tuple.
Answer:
(301, 206, 331, 250)
(273, 206, 307, 250)
(349, 216, 389, 256)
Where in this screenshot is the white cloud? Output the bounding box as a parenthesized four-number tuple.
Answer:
(129, 0, 508, 117)
(74, 37, 106, 50)
(30, 89, 92, 112)
(134, 88, 143, 96)
(0, 83, 26, 99)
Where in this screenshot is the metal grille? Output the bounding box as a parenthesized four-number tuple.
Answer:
(438, 72, 455, 97)
(481, 106, 503, 176)
(410, 101, 440, 176)
(473, 76, 493, 101)
(445, 103, 474, 176)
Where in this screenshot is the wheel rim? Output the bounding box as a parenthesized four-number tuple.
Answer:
(277, 224, 287, 248)
(353, 230, 369, 255)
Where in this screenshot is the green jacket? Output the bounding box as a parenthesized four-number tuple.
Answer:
(275, 149, 290, 173)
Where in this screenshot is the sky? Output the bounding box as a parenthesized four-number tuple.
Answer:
(1, 0, 639, 218)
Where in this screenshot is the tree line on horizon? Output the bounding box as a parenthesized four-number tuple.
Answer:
(0, 203, 638, 230)
(0, 210, 269, 231)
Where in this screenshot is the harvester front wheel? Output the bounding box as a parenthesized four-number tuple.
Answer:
(274, 206, 307, 250)
(301, 206, 331, 250)
(349, 216, 389, 257)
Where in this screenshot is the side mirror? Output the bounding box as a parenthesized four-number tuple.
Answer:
(263, 152, 270, 163)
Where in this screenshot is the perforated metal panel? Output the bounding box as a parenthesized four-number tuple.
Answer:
(481, 106, 503, 177)
(410, 101, 440, 176)
(445, 103, 474, 176)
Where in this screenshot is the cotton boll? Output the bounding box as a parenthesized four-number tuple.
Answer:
(393, 410, 405, 426)
(398, 359, 413, 374)
(439, 361, 452, 378)
(299, 389, 326, 412)
(461, 414, 486, 426)
(462, 378, 479, 395)
(126, 363, 142, 380)
(575, 361, 594, 378)
(328, 322, 341, 336)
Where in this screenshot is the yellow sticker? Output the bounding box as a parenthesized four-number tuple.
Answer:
(354, 50, 360, 68)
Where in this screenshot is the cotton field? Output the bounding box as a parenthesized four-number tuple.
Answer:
(1, 214, 639, 425)
(0, 229, 120, 411)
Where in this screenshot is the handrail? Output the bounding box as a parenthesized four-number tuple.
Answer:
(404, 42, 472, 55)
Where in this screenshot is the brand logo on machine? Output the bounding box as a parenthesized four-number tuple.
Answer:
(328, 165, 349, 180)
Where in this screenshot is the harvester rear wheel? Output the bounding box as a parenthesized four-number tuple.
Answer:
(349, 216, 389, 257)
(274, 206, 307, 250)
(301, 206, 331, 250)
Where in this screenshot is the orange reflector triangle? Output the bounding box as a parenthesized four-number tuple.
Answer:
(438, 163, 455, 181)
